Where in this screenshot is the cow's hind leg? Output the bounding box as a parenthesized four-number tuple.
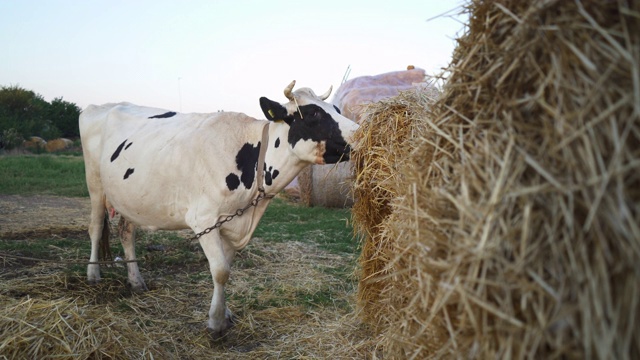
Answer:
(87, 195, 107, 283)
(199, 232, 235, 338)
(118, 217, 148, 292)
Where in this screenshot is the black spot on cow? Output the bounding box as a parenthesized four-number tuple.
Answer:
(123, 168, 135, 179)
(226, 173, 240, 191)
(111, 140, 128, 162)
(125, 142, 133, 150)
(149, 111, 176, 119)
(275, 138, 280, 148)
(333, 105, 341, 114)
(225, 142, 261, 191)
(264, 165, 280, 186)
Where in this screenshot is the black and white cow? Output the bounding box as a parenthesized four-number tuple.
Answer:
(79, 81, 358, 337)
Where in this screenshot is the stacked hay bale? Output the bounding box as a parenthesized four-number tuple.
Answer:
(352, 0, 640, 358)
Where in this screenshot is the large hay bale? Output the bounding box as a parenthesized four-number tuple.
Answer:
(355, 0, 640, 358)
(351, 88, 439, 327)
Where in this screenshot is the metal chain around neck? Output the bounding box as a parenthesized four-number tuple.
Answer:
(187, 187, 272, 242)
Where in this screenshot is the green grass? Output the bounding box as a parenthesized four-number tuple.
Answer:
(0, 238, 81, 259)
(254, 198, 356, 255)
(0, 154, 87, 197)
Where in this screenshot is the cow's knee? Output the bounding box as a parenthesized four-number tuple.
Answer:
(212, 265, 230, 285)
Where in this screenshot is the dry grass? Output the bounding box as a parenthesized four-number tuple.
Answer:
(351, 0, 640, 358)
(0, 238, 378, 359)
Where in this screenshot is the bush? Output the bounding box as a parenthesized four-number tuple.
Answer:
(0, 128, 23, 150)
(0, 85, 82, 145)
(0, 85, 48, 139)
(48, 97, 81, 138)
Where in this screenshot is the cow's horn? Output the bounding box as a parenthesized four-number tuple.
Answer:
(284, 80, 296, 100)
(319, 85, 332, 101)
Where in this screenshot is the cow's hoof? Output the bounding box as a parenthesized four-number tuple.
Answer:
(206, 312, 236, 341)
(129, 281, 149, 293)
(87, 274, 101, 285)
(87, 265, 101, 284)
(206, 327, 227, 341)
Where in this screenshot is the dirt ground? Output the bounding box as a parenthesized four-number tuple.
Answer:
(0, 195, 91, 239)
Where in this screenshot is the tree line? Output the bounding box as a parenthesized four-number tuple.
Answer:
(0, 85, 81, 150)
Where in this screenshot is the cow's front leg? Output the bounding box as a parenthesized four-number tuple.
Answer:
(118, 217, 148, 292)
(199, 230, 235, 338)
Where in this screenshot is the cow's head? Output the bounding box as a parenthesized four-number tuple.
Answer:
(259, 81, 358, 164)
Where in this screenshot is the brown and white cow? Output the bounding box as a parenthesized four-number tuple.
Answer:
(79, 81, 358, 337)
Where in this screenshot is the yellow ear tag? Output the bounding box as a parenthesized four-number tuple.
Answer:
(268, 109, 275, 118)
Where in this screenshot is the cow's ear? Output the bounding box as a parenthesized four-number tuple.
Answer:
(260, 97, 288, 122)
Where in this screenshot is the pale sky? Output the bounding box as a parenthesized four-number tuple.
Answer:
(0, 0, 467, 118)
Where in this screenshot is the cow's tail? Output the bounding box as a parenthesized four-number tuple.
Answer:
(99, 213, 112, 261)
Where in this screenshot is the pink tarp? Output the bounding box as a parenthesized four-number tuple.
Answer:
(332, 67, 431, 123)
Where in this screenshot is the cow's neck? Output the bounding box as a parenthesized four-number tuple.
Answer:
(262, 121, 309, 194)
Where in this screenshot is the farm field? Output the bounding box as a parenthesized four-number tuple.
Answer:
(0, 154, 376, 359)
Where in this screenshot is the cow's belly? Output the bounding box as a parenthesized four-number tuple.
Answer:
(101, 163, 195, 230)
(107, 190, 191, 230)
